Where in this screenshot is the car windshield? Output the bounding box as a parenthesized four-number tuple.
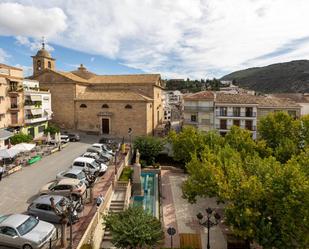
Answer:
(77, 171, 86, 180)
(48, 181, 58, 189)
(17, 216, 39, 236)
(0, 215, 9, 224)
(92, 161, 100, 168)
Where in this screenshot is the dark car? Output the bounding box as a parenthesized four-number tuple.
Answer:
(67, 133, 80, 142)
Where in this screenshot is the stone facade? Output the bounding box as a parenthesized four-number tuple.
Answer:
(30, 47, 164, 138)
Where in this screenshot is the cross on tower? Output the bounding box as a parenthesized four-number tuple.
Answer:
(41, 36, 45, 49)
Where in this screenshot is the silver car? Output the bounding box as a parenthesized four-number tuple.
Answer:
(0, 213, 55, 249)
(27, 195, 80, 224)
(56, 168, 89, 187)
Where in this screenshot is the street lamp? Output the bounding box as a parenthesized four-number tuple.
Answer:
(196, 207, 221, 249)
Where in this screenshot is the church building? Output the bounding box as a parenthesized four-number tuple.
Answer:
(30, 43, 164, 138)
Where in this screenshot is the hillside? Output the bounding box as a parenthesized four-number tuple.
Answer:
(221, 60, 309, 93)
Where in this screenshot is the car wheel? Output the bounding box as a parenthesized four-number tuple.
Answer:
(23, 244, 33, 249)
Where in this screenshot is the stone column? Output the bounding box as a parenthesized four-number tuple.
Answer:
(132, 149, 143, 196)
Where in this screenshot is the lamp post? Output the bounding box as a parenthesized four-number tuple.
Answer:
(167, 227, 176, 248)
(196, 207, 221, 249)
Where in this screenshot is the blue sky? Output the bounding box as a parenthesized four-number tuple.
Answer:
(1, 0, 309, 79)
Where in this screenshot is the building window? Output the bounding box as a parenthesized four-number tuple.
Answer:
(233, 120, 240, 126)
(220, 107, 227, 116)
(191, 115, 197, 122)
(245, 120, 253, 130)
(48, 61, 51, 69)
(38, 125, 45, 133)
(220, 119, 227, 129)
(80, 104, 87, 108)
(233, 107, 240, 117)
(125, 104, 132, 109)
(245, 107, 253, 117)
(102, 104, 109, 108)
(11, 113, 18, 124)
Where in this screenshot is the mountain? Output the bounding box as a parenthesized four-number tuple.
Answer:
(221, 60, 309, 93)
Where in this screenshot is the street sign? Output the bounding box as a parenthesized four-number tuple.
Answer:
(167, 227, 176, 236)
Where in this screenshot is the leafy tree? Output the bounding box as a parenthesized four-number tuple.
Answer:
(44, 124, 60, 135)
(133, 136, 164, 165)
(168, 127, 211, 164)
(104, 207, 164, 249)
(10, 133, 33, 145)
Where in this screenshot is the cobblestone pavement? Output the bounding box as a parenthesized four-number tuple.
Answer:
(161, 170, 227, 249)
(0, 135, 98, 215)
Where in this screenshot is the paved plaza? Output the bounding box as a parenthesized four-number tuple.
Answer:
(161, 170, 227, 249)
(0, 134, 97, 215)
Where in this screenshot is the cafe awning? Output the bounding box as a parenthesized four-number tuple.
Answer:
(44, 109, 53, 116)
(0, 148, 20, 158)
(0, 129, 13, 141)
(30, 95, 41, 101)
(12, 143, 35, 152)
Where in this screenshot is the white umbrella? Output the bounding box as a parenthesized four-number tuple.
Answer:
(46, 132, 51, 143)
(12, 143, 36, 152)
(0, 148, 20, 158)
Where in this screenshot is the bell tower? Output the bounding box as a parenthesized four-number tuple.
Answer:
(32, 37, 56, 76)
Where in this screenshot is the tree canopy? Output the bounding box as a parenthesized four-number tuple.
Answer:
(170, 113, 309, 248)
(133, 136, 165, 166)
(104, 206, 164, 249)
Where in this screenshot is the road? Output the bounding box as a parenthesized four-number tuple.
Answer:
(0, 135, 98, 215)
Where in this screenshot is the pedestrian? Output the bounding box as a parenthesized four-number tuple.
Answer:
(96, 194, 104, 208)
(0, 165, 4, 181)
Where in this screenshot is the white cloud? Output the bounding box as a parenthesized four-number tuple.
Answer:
(0, 2, 67, 38)
(2, 0, 309, 78)
(15, 36, 54, 52)
(0, 48, 10, 63)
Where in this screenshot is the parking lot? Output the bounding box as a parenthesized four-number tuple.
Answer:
(0, 134, 98, 215)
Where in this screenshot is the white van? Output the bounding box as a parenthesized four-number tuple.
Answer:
(72, 157, 107, 176)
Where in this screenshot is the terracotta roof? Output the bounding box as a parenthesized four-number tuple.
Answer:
(269, 93, 309, 103)
(215, 92, 258, 104)
(183, 91, 214, 100)
(0, 63, 23, 71)
(76, 90, 153, 102)
(70, 64, 97, 80)
(255, 96, 300, 108)
(56, 71, 89, 83)
(88, 74, 161, 84)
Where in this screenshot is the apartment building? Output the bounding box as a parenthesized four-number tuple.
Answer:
(0, 64, 24, 147)
(214, 93, 258, 138)
(21, 79, 52, 139)
(183, 91, 214, 132)
(183, 91, 301, 138)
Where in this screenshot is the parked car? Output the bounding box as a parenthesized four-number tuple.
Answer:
(72, 157, 107, 175)
(0, 213, 56, 249)
(92, 143, 115, 156)
(67, 133, 80, 142)
(60, 135, 70, 143)
(56, 168, 89, 187)
(82, 151, 109, 164)
(39, 179, 86, 200)
(27, 195, 81, 224)
(87, 147, 113, 161)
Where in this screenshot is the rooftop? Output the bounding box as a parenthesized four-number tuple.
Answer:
(76, 90, 153, 102)
(215, 92, 258, 104)
(183, 91, 214, 100)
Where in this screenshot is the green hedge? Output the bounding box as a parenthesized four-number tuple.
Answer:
(119, 167, 133, 182)
(10, 133, 33, 145)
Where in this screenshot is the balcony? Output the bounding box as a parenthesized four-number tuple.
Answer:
(215, 124, 228, 130)
(25, 115, 49, 124)
(184, 106, 214, 112)
(215, 111, 256, 118)
(245, 126, 256, 131)
(184, 119, 198, 125)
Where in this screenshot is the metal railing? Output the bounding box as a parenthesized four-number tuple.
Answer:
(216, 111, 257, 117)
(184, 106, 214, 112)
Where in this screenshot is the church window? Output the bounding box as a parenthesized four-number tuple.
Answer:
(102, 104, 109, 108)
(80, 104, 87, 108)
(125, 104, 132, 109)
(48, 61, 51, 69)
(37, 60, 41, 70)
